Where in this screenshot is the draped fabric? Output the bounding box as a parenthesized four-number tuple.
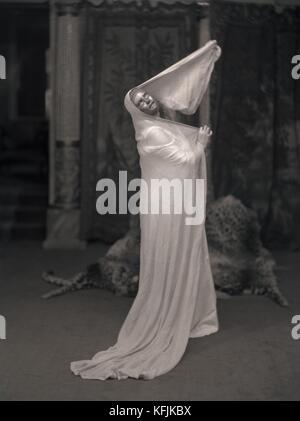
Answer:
(71, 40, 221, 380)
(125, 40, 221, 141)
(210, 1, 300, 248)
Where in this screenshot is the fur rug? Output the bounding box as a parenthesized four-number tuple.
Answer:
(42, 195, 288, 306)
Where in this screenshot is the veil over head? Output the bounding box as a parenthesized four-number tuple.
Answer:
(124, 40, 221, 142)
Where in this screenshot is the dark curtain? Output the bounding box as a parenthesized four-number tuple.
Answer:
(80, 3, 199, 242)
(210, 1, 300, 249)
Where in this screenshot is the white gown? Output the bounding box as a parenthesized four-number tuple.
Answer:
(71, 40, 221, 380)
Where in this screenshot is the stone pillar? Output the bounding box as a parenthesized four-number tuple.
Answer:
(197, 4, 214, 203)
(44, 0, 86, 249)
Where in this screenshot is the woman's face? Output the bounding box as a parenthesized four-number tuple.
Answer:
(132, 90, 159, 116)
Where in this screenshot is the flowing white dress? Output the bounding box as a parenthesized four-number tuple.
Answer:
(71, 40, 221, 380)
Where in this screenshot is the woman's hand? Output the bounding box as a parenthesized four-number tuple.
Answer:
(198, 125, 212, 145)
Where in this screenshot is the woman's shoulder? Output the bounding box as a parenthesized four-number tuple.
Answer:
(143, 125, 172, 146)
(138, 124, 188, 165)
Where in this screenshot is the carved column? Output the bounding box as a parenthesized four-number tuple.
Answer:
(197, 3, 214, 203)
(44, 0, 86, 249)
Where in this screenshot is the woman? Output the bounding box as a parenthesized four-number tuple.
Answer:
(71, 39, 221, 380)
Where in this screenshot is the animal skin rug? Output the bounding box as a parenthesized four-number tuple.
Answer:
(42, 195, 288, 307)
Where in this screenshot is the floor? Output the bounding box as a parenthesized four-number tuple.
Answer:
(0, 241, 299, 401)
